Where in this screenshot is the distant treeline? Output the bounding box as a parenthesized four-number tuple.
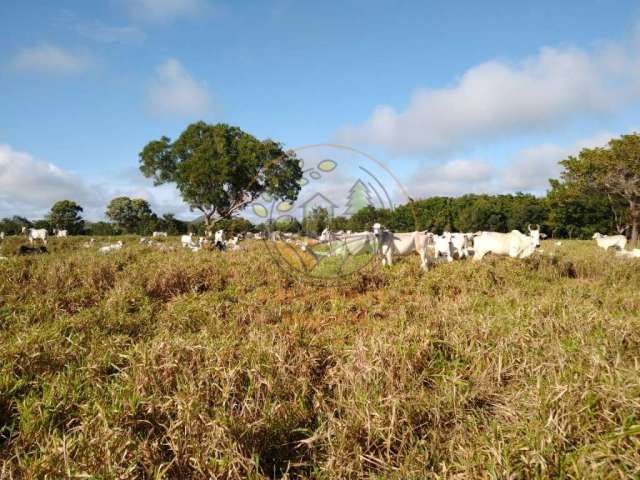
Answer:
(0, 214, 253, 237)
(272, 189, 621, 239)
(0, 189, 623, 240)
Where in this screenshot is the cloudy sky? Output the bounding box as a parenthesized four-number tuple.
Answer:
(2, 0, 640, 220)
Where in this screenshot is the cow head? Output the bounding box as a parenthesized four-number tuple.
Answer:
(372, 223, 382, 235)
(319, 228, 332, 243)
(527, 224, 542, 247)
(592, 232, 602, 239)
(21, 227, 27, 234)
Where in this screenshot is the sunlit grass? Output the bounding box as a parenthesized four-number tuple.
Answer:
(0, 236, 639, 478)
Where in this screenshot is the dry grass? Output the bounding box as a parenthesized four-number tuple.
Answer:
(0, 237, 639, 479)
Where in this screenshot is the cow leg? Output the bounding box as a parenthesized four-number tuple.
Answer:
(419, 250, 429, 271)
(385, 248, 393, 267)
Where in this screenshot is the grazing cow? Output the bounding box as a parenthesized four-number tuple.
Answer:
(54, 229, 68, 238)
(82, 238, 95, 248)
(269, 231, 282, 241)
(214, 230, 226, 250)
(433, 233, 454, 262)
(592, 232, 627, 251)
(450, 233, 474, 259)
(152, 231, 168, 238)
(319, 228, 336, 244)
(226, 235, 243, 251)
(21, 227, 48, 246)
(334, 232, 377, 256)
(99, 241, 123, 253)
(473, 225, 542, 261)
(181, 234, 194, 248)
(615, 248, 640, 258)
(373, 223, 430, 271)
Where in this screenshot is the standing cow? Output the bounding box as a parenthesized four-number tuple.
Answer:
(22, 227, 48, 246)
(473, 225, 541, 260)
(373, 223, 430, 271)
(592, 232, 627, 251)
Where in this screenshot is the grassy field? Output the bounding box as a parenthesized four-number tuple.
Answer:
(0, 236, 639, 479)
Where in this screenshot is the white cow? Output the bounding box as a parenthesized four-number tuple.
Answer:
(22, 227, 48, 246)
(214, 229, 226, 250)
(332, 232, 377, 257)
(1, 231, 6, 240)
(433, 233, 454, 262)
(214, 229, 225, 244)
(152, 231, 168, 238)
(451, 233, 474, 259)
(226, 235, 243, 251)
(54, 229, 68, 238)
(473, 225, 542, 261)
(615, 248, 640, 258)
(82, 238, 95, 248)
(592, 233, 627, 251)
(373, 223, 430, 271)
(99, 240, 123, 253)
(181, 234, 194, 248)
(319, 228, 336, 243)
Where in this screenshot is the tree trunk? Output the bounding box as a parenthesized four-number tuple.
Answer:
(202, 212, 213, 236)
(631, 200, 639, 246)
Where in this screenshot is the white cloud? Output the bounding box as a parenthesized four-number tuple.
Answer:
(406, 158, 497, 198)
(76, 22, 145, 43)
(0, 145, 194, 221)
(12, 44, 91, 75)
(104, 167, 193, 219)
(0, 144, 98, 218)
(125, 0, 210, 22)
(437, 159, 495, 184)
(405, 131, 615, 199)
(503, 131, 613, 192)
(147, 58, 214, 117)
(338, 43, 640, 154)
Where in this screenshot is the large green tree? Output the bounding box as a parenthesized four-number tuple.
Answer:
(47, 200, 84, 234)
(546, 180, 618, 238)
(106, 197, 156, 233)
(559, 133, 640, 244)
(139, 122, 303, 233)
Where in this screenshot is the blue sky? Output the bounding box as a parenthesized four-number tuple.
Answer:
(2, 0, 640, 220)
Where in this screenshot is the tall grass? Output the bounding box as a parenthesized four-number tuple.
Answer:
(0, 237, 639, 478)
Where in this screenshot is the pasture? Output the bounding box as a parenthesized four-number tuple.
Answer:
(0, 236, 639, 478)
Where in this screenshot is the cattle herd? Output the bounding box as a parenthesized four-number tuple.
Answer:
(0, 225, 639, 265)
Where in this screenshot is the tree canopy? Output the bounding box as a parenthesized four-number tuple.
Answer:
(106, 197, 156, 233)
(139, 122, 303, 232)
(48, 200, 84, 234)
(559, 133, 640, 243)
